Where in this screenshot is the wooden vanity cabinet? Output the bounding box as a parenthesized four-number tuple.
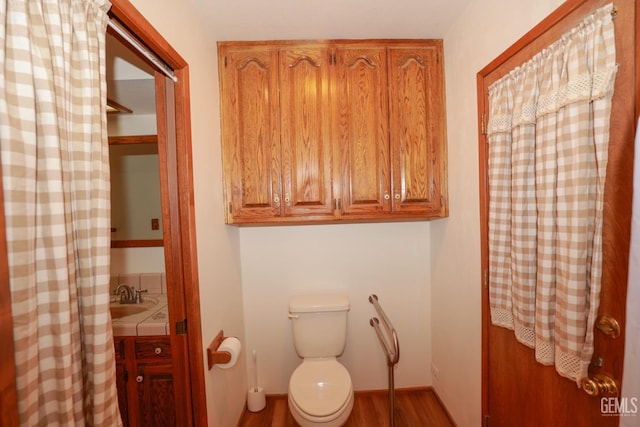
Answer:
(114, 336, 175, 427)
(218, 40, 448, 225)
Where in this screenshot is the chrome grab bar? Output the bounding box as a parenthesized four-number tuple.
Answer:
(369, 294, 400, 427)
(369, 294, 399, 364)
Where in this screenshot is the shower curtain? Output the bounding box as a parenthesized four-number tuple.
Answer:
(0, 0, 121, 425)
(486, 4, 617, 385)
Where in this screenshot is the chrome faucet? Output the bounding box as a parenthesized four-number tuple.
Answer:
(114, 284, 135, 304)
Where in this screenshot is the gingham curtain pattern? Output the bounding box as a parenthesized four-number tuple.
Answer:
(0, 1, 121, 425)
(487, 3, 617, 385)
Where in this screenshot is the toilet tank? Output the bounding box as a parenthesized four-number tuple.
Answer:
(289, 294, 350, 358)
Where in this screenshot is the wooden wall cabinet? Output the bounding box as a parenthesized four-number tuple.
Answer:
(115, 336, 176, 427)
(218, 39, 448, 225)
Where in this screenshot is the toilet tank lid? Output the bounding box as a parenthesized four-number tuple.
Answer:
(289, 294, 350, 313)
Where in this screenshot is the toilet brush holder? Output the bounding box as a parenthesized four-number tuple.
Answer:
(247, 387, 266, 412)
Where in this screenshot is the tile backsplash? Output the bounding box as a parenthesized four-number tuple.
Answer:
(110, 273, 165, 295)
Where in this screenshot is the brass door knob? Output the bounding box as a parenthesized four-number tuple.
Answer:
(595, 315, 621, 338)
(581, 374, 618, 397)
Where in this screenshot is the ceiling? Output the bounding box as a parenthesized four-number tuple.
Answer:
(107, 0, 473, 116)
(190, 0, 472, 41)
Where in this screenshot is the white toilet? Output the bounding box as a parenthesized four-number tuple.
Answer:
(288, 294, 354, 427)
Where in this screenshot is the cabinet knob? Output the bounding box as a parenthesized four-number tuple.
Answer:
(136, 375, 144, 383)
(284, 193, 291, 206)
(154, 347, 162, 355)
(273, 195, 280, 206)
(384, 192, 390, 201)
(394, 193, 401, 200)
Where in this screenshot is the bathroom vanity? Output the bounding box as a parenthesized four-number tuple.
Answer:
(111, 293, 175, 427)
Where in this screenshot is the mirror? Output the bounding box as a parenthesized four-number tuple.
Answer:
(107, 33, 161, 248)
(109, 136, 163, 247)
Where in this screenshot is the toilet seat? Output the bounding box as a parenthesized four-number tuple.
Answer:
(289, 359, 352, 420)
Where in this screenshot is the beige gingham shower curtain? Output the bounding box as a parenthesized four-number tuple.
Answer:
(487, 3, 616, 385)
(0, 0, 121, 425)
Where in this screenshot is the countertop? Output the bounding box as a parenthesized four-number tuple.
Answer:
(110, 293, 169, 336)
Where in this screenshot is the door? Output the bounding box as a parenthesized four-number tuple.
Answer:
(388, 44, 447, 217)
(478, 0, 637, 426)
(111, 0, 207, 424)
(334, 46, 391, 218)
(219, 47, 282, 221)
(279, 46, 335, 218)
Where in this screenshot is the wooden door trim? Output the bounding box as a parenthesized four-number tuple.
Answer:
(477, 0, 637, 424)
(109, 1, 207, 425)
(0, 168, 18, 426)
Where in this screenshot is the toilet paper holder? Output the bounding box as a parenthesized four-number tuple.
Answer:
(207, 329, 232, 370)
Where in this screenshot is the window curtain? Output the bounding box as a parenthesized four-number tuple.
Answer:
(487, 3, 617, 385)
(0, 0, 121, 425)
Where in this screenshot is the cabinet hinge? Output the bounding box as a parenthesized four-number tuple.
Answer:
(224, 56, 227, 68)
(483, 268, 489, 289)
(484, 414, 490, 427)
(333, 198, 341, 210)
(440, 195, 445, 207)
(228, 202, 232, 214)
(176, 319, 188, 335)
(481, 112, 488, 136)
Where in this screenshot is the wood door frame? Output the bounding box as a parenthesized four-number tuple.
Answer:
(0, 171, 18, 426)
(109, 1, 207, 425)
(477, 0, 638, 424)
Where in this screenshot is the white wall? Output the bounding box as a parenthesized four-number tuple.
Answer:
(431, 0, 564, 426)
(126, 2, 246, 427)
(118, 0, 570, 426)
(107, 113, 156, 136)
(240, 222, 431, 393)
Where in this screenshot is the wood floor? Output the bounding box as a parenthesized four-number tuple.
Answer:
(238, 388, 456, 427)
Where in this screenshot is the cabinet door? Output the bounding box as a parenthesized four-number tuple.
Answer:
(136, 363, 176, 427)
(115, 361, 129, 427)
(219, 48, 282, 222)
(388, 45, 447, 216)
(279, 47, 335, 218)
(334, 47, 391, 217)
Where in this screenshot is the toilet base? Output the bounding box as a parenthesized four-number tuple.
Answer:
(288, 391, 354, 427)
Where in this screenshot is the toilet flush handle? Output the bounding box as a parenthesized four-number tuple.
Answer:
(288, 314, 299, 320)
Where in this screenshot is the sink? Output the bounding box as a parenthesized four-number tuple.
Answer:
(110, 305, 148, 319)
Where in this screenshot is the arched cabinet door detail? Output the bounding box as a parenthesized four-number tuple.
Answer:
(218, 40, 448, 226)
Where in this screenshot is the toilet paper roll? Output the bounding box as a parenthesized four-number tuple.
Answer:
(217, 337, 242, 369)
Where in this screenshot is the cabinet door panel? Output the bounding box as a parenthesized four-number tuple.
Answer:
(137, 363, 176, 427)
(279, 47, 334, 217)
(388, 45, 447, 216)
(335, 47, 390, 217)
(220, 48, 282, 221)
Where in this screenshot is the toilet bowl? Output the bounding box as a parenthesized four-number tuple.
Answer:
(288, 294, 353, 426)
(288, 359, 354, 427)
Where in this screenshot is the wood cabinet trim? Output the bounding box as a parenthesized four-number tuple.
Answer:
(218, 39, 448, 226)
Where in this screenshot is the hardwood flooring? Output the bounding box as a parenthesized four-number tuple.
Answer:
(238, 388, 456, 427)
